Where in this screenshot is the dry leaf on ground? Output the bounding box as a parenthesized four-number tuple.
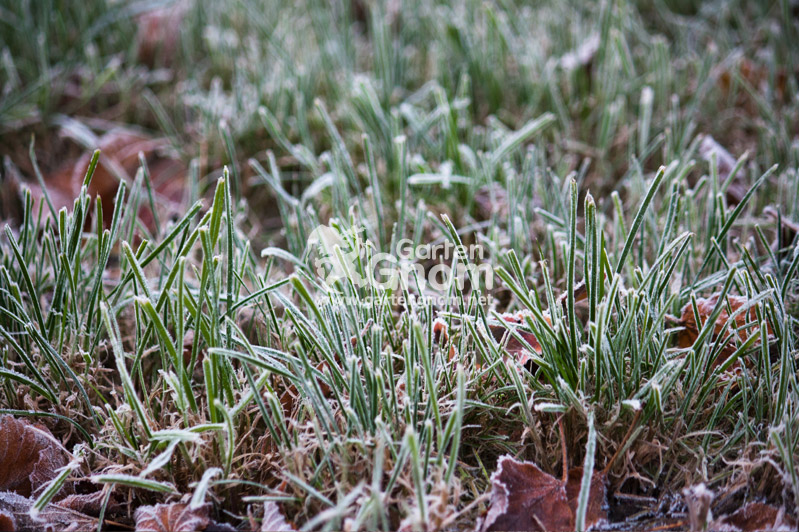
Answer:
(136, 2, 187, 66)
(698, 135, 747, 205)
(135, 503, 211, 532)
(0, 415, 69, 498)
(711, 502, 797, 532)
(764, 207, 799, 265)
(261, 501, 295, 531)
(673, 294, 772, 367)
(480, 455, 607, 531)
(565, 467, 607, 528)
(135, 502, 236, 532)
(0, 491, 96, 532)
(488, 311, 551, 366)
(24, 128, 185, 230)
(56, 490, 115, 516)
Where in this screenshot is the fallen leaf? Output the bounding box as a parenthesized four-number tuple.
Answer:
(136, 2, 187, 66)
(565, 467, 607, 530)
(673, 294, 772, 367)
(0, 490, 96, 532)
(0, 416, 69, 498)
(135, 502, 211, 532)
(481, 455, 607, 532)
(261, 501, 295, 531)
(719, 59, 793, 110)
(0, 510, 15, 532)
(764, 207, 799, 264)
(698, 135, 747, 205)
(56, 490, 116, 516)
(474, 183, 510, 220)
(711, 502, 797, 531)
(23, 128, 185, 231)
(237, 307, 270, 345)
(432, 317, 449, 345)
(557, 279, 590, 311)
(488, 311, 551, 366)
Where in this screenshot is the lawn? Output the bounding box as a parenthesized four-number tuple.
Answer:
(0, 0, 798, 530)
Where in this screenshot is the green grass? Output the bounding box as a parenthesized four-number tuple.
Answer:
(1, 0, 798, 530)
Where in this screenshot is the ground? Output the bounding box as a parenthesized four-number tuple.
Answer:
(0, 0, 798, 530)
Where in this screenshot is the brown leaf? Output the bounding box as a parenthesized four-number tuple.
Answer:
(565, 467, 607, 530)
(0, 491, 96, 532)
(56, 490, 115, 516)
(134, 502, 211, 532)
(0, 510, 15, 532)
(136, 3, 186, 66)
(764, 207, 799, 262)
(432, 317, 449, 345)
(711, 502, 797, 532)
(673, 294, 772, 368)
(261, 502, 295, 531)
(557, 280, 590, 311)
(25, 128, 185, 231)
(488, 311, 550, 366)
(0, 416, 69, 498)
(481, 456, 607, 532)
(698, 135, 748, 205)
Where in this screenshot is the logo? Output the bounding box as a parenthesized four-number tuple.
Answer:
(305, 223, 494, 306)
(307, 224, 369, 291)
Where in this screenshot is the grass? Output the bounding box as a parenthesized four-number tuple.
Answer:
(1, 0, 798, 530)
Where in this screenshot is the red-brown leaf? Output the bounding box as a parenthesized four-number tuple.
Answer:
(260, 502, 295, 531)
(565, 468, 608, 530)
(134, 503, 212, 532)
(488, 311, 550, 366)
(481, 456, 607, 532)
(482, 456, 572, 531)
(0, 509, 14, 532)
(0, 415, 69, 497)
(698, 135, 747, 205)
(0, 491, 96, 532)
(674, 294, 772, 367)
(712, 502, 797, 532)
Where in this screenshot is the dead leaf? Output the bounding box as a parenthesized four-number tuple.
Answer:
(711, 502, 797, 532)
(136, 2, 187, 66)
(432, 317, 449, 345)
(0, 491, 96, 532)
(237, 307, 269, 345)
(719, 59, 793, 110)
(481, 455, 607, 532)
(261, 502, 295, 531)
(0, 416, 69, 498)
(673, 294, 772, 368)
(488, 311, 551, 366)
(56, 490, 116, 516)
(764, 207, 799, 264)
(557, 280, 590, 311)
(474, 183, 509, 220)
(698, 135, 748, 205)
(23, 128, 185, 231)
(0, 510, 14, 532)
(135, 502, 211, 532)
(565, 467, 607, 530)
